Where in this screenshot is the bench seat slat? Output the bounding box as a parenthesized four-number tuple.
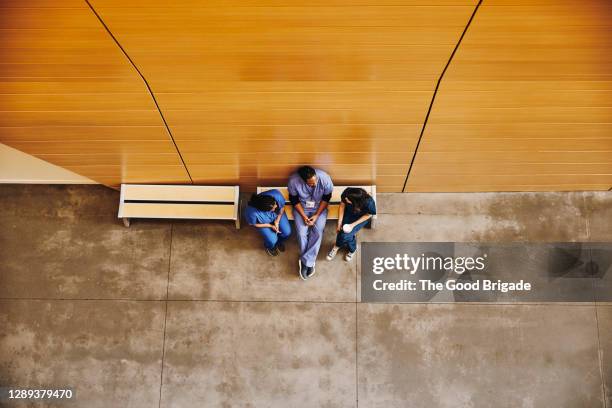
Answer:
(121, 203, 236, 220)
(123, 184, 236, 202)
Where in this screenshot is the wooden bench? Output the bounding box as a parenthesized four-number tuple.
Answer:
(118, 184, 241, 229)
(256, 185, 377, 228)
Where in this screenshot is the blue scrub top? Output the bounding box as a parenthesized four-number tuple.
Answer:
(341, 191, 377, 225)
(287, 168, 334, 211)
(245, 189, 286, 225)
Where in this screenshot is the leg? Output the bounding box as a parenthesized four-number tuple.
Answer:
(301, 210, 328, 267)
(337, 220, 368, 253)
(293, 211, 310, 258)
(336, 231, 353, 251)
(277, 213, 292, 243)
(257, 226, 278, 250)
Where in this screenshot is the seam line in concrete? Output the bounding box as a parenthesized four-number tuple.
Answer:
(596, 305, 608, 408)
(401, 0, 482, 192)
(583, 192, 592, 240)
(0, 298, 608, 306)
(355, 253, 359, 407)
(595, 303, 608, 407)
(158, 222, 173, 408)
(83, 0, 194, 184)
(355, 301, 359, 407)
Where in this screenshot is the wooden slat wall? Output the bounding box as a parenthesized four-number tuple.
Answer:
(407, 0, 612, 192)
(85, 0, 477, 192)
(0, 1, 191, 186)
(4, 1, 609, 193)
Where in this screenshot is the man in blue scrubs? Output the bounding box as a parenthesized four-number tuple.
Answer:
(287, 166, 334, 280)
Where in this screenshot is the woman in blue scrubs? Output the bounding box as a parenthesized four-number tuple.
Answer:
(326, 187, 376, 262)
(245, 189, 292, 256)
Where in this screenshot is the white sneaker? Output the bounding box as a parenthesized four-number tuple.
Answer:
(344, 251, 356, 262)
(326, 246, 339, 261)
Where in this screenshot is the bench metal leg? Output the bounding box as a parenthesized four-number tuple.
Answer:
(235, 217, 240, 229)
(122, 218, 131, 228)
(369, 217, 376, 229)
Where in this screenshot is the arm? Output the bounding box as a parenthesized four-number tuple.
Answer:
(252, 223, 278, 232)
(274, 210, 283, 226)
(308, 197, 329, 224)
(293, 202, 311, 225)
(290, 193, 308, 221)
(272, 191, 285, 227)
(314, 200, 329, 217)
(347, 198, 376, 228)
(348, 213, 373, 228)
(288, 182, 311, 224)
(336, 202, 345, 232)
(309, 189, 332, 223)
(252, 223, 274, 229)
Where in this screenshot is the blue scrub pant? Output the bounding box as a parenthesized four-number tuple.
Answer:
(335, 219, 368, 253)
(293, 208, 328, 267)
(258, 213, 291, 250)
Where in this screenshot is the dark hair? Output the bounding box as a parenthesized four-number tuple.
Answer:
(248, 193, 276, 212)
(343, 187, 371, 213)
(297, 166, 316, 182)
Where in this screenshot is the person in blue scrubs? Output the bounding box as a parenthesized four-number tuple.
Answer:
(326, 187, 376, 262)
(287, 166, 334, 280)
(245, 189, 291, 257)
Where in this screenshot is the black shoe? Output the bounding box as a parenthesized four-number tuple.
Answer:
(266, 247, 279, 257)
(299, 259, 308, 280)
(276, 242, 285, 252)
(306, 263, 316, 278)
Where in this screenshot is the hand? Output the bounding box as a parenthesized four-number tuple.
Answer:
(274, 220, 280, 232)
(342, 223, 354, 233)
(270, 223, 279, 233)
(308, 214, 319, 225)
(336, 224, 342, 233)
(302, 214, 313, 226)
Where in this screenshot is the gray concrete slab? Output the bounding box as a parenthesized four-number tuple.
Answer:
(160, 301, 357, 408)
(597, 305, 612, 407)
(374, 192, 589, 242)
(0, 299, 165, 408)
(589, 243, 612, 302)
(0, 185, 608, 407)
(583, 191, 612, 241)
(168, 221, 356, 302)
(0, 215, 171, 299)
(357, 304, 603, 408)
(0, 184, 119, 220)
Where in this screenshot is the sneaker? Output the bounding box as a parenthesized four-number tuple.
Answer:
(326, 246, 339, 261)
(306, 263, 316, 278)
(344, 251, 355, 262)
(266, 247, 279, 257)
(299, 259, 308, 280)
(276, 242, 285, 252)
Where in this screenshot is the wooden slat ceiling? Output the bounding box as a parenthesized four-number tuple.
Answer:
(406, 0, 612, 192)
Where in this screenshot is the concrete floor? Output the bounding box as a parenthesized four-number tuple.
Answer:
(0, 184, 610, 408)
